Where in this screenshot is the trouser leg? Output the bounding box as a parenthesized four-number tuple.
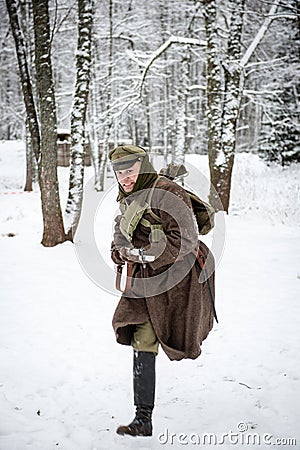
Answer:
(116, 321, 157, 437)
(131, 320, 159, 354)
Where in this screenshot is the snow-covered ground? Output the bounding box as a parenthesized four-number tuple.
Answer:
(0, 141, 300, 450)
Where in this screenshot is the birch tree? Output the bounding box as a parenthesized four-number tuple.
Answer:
(87, 51, 100, 189)
(3, 0, 299, 215)
(65, 0, 93, 239)
(6, 0, 66, 246)
(203, 0, 281, 212)
(5, 0, 40, 161)
(97, 0, 113, 192)
(173, 54, 190, 165)
(20, 0, 38, 192)
(205, 0, 246, 211)
(202, 0, 223, 208)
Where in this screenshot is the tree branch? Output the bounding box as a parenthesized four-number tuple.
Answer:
(138, 36, 206, 96)
(240, 0, 281, 68)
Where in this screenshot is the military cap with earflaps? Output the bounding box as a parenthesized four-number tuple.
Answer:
(108, 145, 146, 170)
(109, 144, 158, 199)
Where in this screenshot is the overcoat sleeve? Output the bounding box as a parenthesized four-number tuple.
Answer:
(147, 181, 199, 271)
(110, 213, 130, 264)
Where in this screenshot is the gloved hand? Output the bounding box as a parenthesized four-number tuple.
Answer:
(118, 246, 141, 263)
(110, 243, 125, 265)
(118, 247, 156, 264)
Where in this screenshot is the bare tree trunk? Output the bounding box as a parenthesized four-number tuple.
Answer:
(173, 95, 186, 165)
(7, 0, 65, 245)
(202, 0, 223, 210)
(163, 76, 169, 165)
(98, 141, 109, 191)
(32, 0, 66, 246)
(88, 65, 100, 189)
(65, 0, 93, 240)
(24, 123, 33, 191)
(98, 0, 113, 191)
(5, 0, 40, 161)
(204, 0, 280, 212)
(20, 1, 37, 192)
(209, 0, 245, 212)
(144, 88, 151, 151)
(173, 55, 189, 166)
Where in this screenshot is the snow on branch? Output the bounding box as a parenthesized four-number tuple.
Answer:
(138, 36, 206, 96)
(240, 0, 281, 68)
(108, 35, 206, 121)
(245, 56, 287, 68)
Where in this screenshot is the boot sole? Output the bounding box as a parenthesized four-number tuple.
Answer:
(116, 426, 152, 437)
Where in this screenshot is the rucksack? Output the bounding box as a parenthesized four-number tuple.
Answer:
(159, 163, 215, 236)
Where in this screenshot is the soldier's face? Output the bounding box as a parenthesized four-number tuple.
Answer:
(115, 160, 142, 192)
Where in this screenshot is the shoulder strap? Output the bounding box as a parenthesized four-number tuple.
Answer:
(139, 176, 164, 242)
(119, 176, 164, 243)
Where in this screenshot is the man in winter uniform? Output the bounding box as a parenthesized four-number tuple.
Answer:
(109, 144, 215, 437)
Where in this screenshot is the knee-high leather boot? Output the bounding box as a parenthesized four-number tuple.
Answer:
(116, 350, 156, 436)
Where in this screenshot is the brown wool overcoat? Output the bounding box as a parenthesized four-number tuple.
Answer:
(111, 176, 215, 361)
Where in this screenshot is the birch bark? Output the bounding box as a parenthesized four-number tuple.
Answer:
(98, 0, 113, 191)
(65, 0, 93, 239)
(203, 0, 280, 212)
(208, 0, 245, 212)
(5, 0, 40, 161)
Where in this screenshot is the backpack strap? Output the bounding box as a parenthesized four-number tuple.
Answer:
(139, 176, 166, 242)
(119, 176, 165, 243)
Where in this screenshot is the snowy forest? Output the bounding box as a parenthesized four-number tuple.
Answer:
(0, 0, 300, 450)
(0, 0, 299, 246)
(1, 1, 300, 449)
